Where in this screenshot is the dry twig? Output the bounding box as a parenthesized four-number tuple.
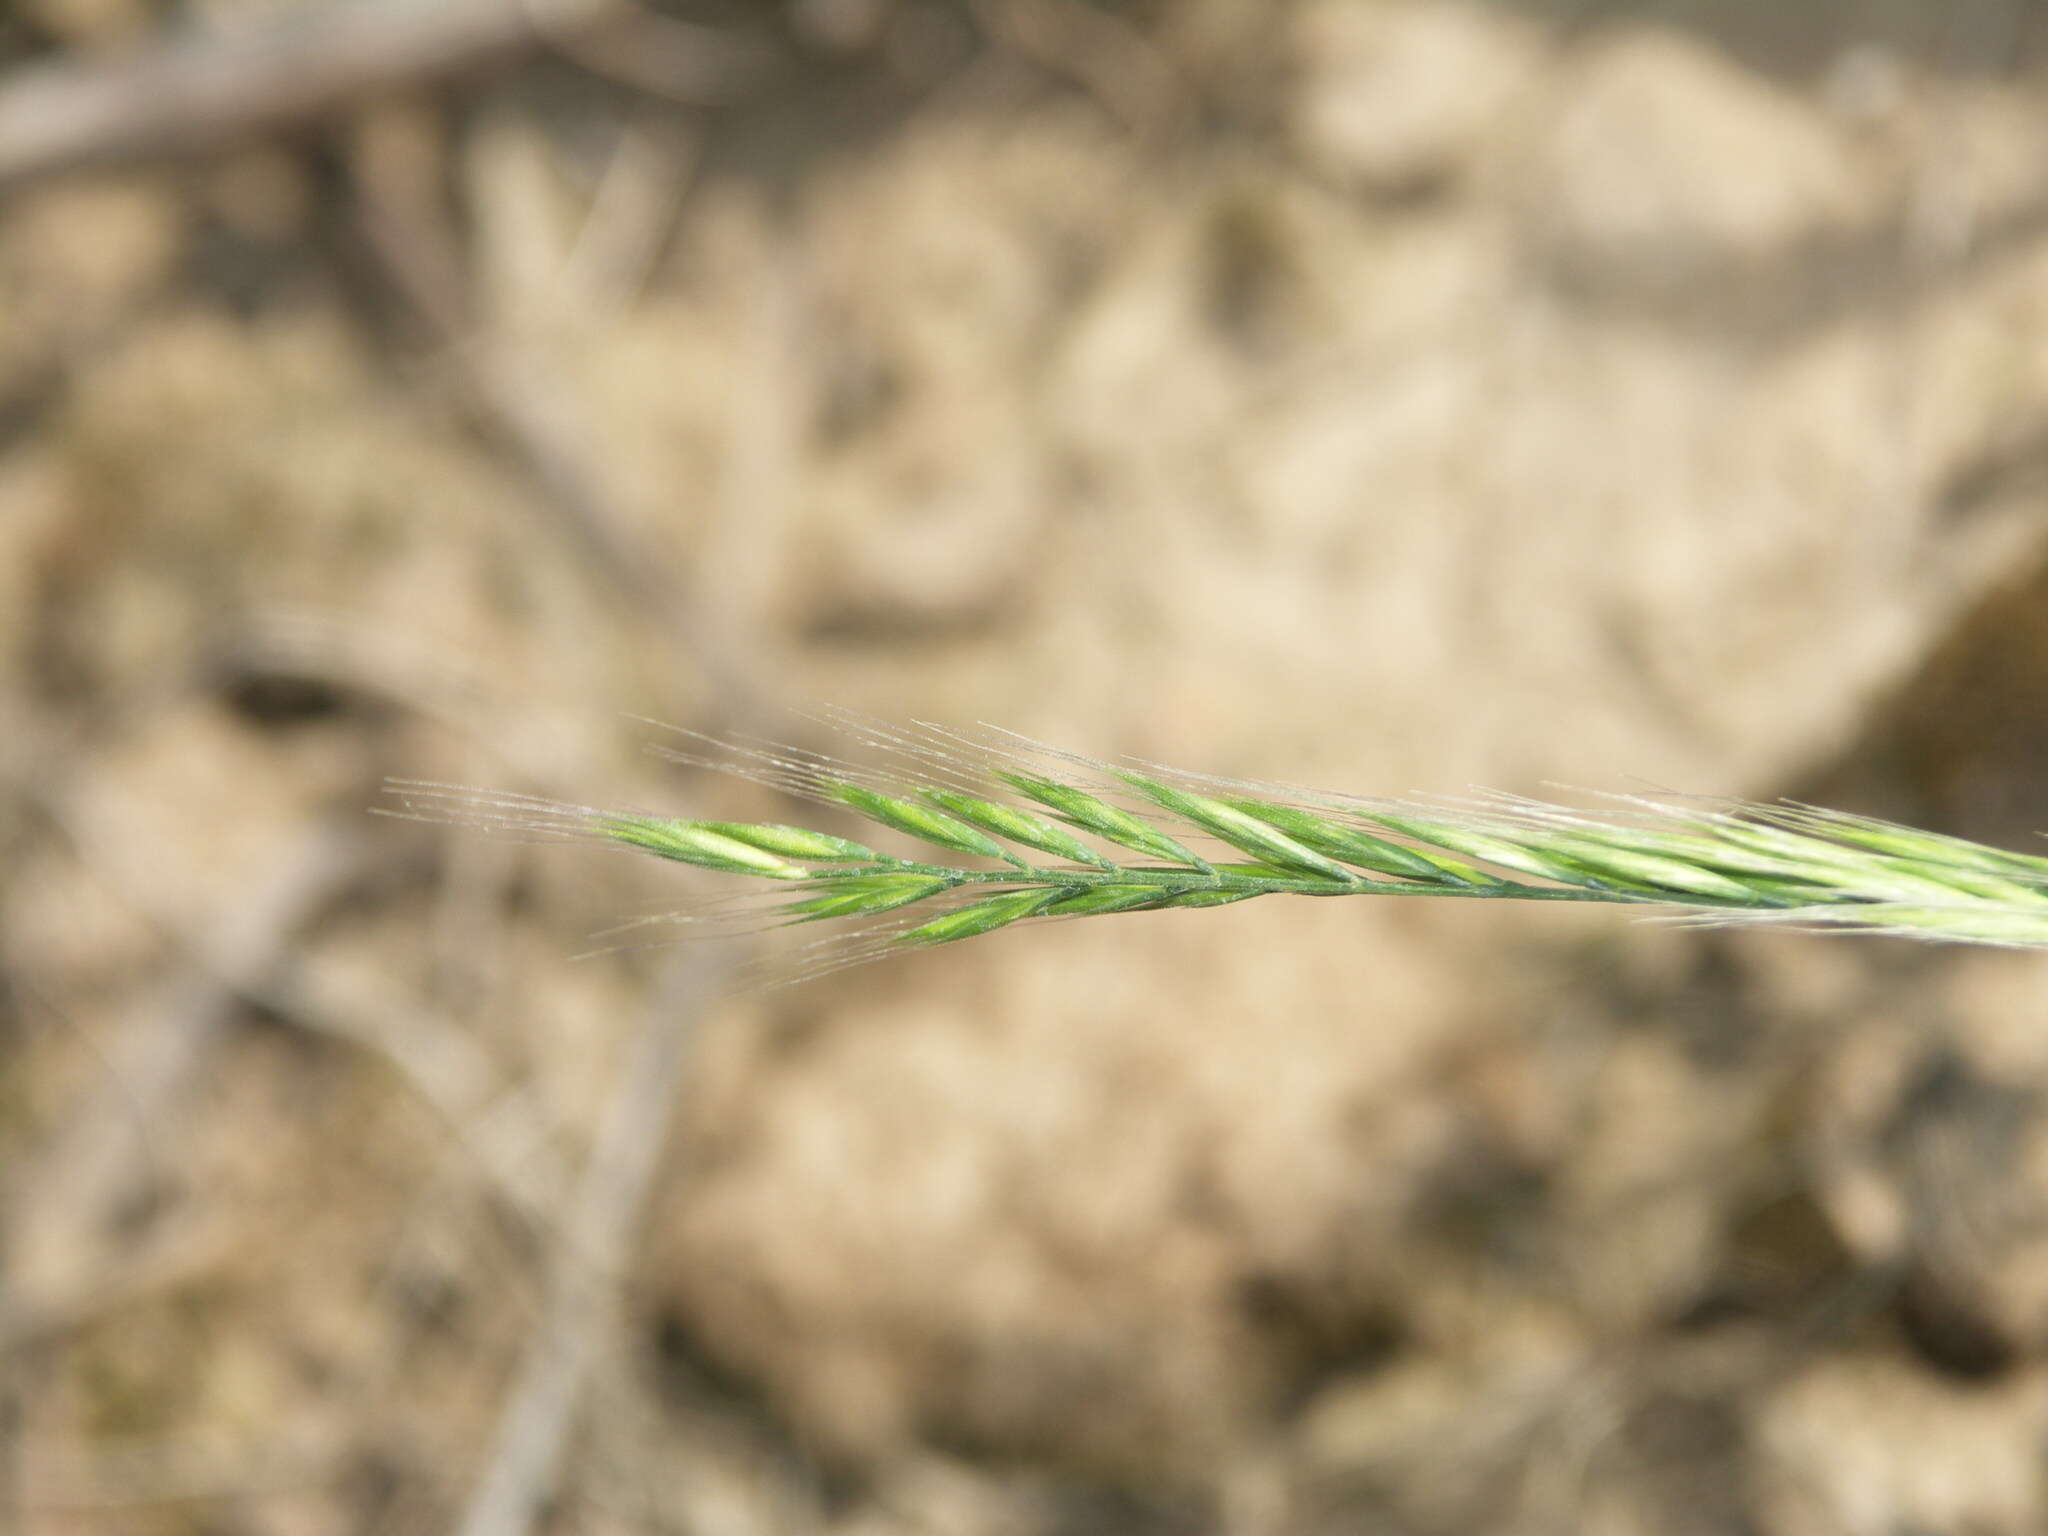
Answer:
(455, 947, 731, 1536)
(352, 154, 774, 736)
(0, 0, 770, 192)
(1, 817, 365, 1335)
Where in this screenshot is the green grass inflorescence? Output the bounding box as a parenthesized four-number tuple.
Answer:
(386, 720, 2048, 980)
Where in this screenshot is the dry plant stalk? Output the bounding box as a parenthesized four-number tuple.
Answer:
(387, 715, 2048, 982)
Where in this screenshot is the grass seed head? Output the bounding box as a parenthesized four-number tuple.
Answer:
(395, 717, 2048, 980)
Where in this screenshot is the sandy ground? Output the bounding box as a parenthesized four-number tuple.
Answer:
(6, 1, 2048, 1531)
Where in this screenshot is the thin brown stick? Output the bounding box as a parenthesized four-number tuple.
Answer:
(0, 0, 770, 193)
(0, 818, 365, 1331)
(966, 0, 1187, 140)
(352, 157, 780, 737)
(455, 946, 730, 1536)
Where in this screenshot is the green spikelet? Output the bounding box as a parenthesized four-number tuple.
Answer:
(1040, 884, 1171, 917)
(784, 873, 953, 922)
(996, 772, 1207, 867)
(829, 784, 1012, 862)
(596, 817, 813, 879)
(901, 888, 1064, 946)
(1226, 801, 1496, 886)
(691, 821, 880, 863)
(920, 788, 1115, 867)
(1119, 773, 1360, 884)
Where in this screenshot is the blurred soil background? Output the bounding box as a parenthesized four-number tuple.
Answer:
(8, 0, 2048, 1531)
